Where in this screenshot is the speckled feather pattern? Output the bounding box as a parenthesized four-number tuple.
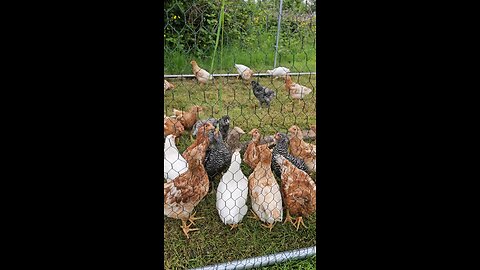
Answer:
(205, 131, 232, 179)
(271, 133, 308, 179)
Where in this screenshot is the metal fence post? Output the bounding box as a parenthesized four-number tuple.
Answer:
(273, 0, 284, 68)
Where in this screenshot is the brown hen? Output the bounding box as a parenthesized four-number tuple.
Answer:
(164, 140, 210, 238)
(248, 144, 283, 231)
(243, 128, 261, 170)
(164, 116, 185, 140)
(182, 122, 215, 160)
(288, 125, 316, 173)
(274, 154, 316, 230)
(173, 105, 204, 130)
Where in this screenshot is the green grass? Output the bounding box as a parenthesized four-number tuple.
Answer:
(164, 31, 316, 75)
(163, 76, 316, 269)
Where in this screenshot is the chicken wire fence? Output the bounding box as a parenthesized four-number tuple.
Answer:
(164, 0, 316, 269)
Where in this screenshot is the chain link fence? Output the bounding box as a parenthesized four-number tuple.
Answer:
(164, 0, 316, 269)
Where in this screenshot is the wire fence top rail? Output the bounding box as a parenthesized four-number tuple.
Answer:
(188, 246, 316, 270)
(164, 72, 316, 79)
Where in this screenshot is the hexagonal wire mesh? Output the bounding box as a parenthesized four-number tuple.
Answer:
(164, 0, 316, 269)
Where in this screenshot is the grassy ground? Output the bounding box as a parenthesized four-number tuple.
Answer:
(163, 76, 316, 269)
(261, 256, 316, 269)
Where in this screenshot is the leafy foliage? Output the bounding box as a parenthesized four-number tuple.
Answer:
(164, 0, 316, 65)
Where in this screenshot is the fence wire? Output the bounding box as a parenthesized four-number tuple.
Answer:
(164, 0, 316, 269)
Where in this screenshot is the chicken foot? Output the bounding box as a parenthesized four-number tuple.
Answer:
(187, 211, 204, 225)
(261, 222, 275, 232)
(293, 216, 308, 231)
(180, 219, 199, 239)
(229, 223, 241, 230)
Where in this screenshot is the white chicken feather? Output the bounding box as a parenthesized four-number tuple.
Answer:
(234, 64, 254, 80)
(216, 150, 249, 226)
(164, 135, 188, 182)
(289, 82, 313, 99)
(266, 66, 290, 79)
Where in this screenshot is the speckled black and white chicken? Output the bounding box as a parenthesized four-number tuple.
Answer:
(251, 81, 276, 108)
(192, 115, 230, 142)
(225, 126, 246, 153)
(218, 115, 230, 142)
(205, 129, 232, 179)
(271, 133, 308, 179)
(192, 118, 219, 137)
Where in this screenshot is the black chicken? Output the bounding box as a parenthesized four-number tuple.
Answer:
(271, 133, 308, 179)
(204, 129, 232, 180)
(218, 115, 230, 142)
(251, 81, 276, 107)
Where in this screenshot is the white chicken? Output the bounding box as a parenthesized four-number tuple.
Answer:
(285, 75, 313, 99)
(164, 134, 188, 182)
(216, 149, 249, 230)
(190, 60, 213, 84)
(266, 66, 290, 79)
(164, 79, 174, 92)
(234, 64, 254, 80)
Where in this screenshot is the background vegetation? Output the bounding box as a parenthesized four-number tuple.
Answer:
(164, 0, 316, 74)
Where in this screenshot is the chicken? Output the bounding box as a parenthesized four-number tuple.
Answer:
(285, 75, 313, 100)
(288, 125, 316, 173)
(216, 149, 249, 230)
(164, 116, 185, 139)
(164, 79, 175, 92)
(243, 128, 261, 170)
(302, 124, 317, 142)
(225, 126, 246, 153)
(182, 122, 215, 160)
(274, 154, 316, 230)
(234, 64, 254, 80)
(190, 60, 213, 84)
(173, 106, 204, 141)
(205, 129, 232, 179)
(271, 133, 308, 179)
(192, 118, 219, 137)
(164, 140, 210, 239)
(218, 115, 230, 142)
(248, 144, 283, 231)
(192, 115, 229, 141)
(251, 81, 276, 108)
(260, 135, 276, 146)
(289, 125, 315, 154)
(164, 134, 188, 182)
(266, 66, 290, 79)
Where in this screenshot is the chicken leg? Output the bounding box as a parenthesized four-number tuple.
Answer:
(180, 219, 199, 239)
(283, 210, 295, 225)
(247, 209, 260, 220)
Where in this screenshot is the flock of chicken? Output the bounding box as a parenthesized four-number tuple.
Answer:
(164, 61, 314, 104)
(163, 60, 316, 239)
